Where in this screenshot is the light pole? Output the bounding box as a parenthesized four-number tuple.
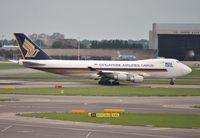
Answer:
(77, 37, 80, 60)
(1, 35, 4, 47)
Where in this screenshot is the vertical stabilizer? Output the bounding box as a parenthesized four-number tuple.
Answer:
(14, 33, 50, 60)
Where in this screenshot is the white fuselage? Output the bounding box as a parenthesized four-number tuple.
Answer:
(19, 58, 192, 79)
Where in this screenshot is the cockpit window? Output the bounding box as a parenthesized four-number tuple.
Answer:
(165, 62, 173, 67)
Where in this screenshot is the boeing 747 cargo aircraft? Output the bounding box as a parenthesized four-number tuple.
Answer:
(12, 33, 192, 85)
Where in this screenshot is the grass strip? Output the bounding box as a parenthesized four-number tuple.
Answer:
(0, 63, 24, 70)
(0, 72, 62, 78)
(0, 98, 18, 101)
(17, 112, 200, 128)
(185, 68, 200, 78)
(1, 87, 200, 96)
(144, 79, 200, 85)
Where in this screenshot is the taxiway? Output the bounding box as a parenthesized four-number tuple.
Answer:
(0, 95, 200, 138)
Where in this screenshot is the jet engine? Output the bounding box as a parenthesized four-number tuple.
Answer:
(132, 75, 143, 83)
(113, 74, 143, 83)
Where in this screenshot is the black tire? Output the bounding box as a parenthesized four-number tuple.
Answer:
(98, 81, 111, 85)
(105, 81, 111, 85)
(112, 81, 120, 85)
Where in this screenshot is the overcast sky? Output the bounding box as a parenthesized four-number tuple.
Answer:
(0, 0, 200, 40)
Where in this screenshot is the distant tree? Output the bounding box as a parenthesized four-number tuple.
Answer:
(0, 39, 17, 47)
(0, 49, 15, 59)
(34, 40, 45, 48)
(81, 40, 91, 48)
(0, 40, 2, 47)
(10, 39, 17, 45)
(52, 41, 63, 48)
(2, 39, 9, 45)
(91, 40, 99, 48)
(89, 39, 146, 49)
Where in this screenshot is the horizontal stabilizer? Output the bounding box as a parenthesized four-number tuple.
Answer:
(9, 60, 19, 64)
(22, 61, 45, 66)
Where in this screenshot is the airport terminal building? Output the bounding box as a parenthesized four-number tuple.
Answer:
(149, 23, 200, 61)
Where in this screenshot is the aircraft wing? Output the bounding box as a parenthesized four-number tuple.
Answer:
(88, 66, 144, 83)
(88, 66, 147, 76)
(88, 66, 127, 75)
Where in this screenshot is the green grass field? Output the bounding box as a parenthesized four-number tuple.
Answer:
(0, 72, 62, 78)
(17, 112, 200, 128)
(0, 63, 24, 70)
(144, 79, 200, 85)
(185, 67, 200, 78)
(0, 87, 200, 96)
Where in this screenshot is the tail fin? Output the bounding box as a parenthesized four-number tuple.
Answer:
(14, 33, 50, 60)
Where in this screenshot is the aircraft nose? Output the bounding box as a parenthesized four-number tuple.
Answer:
(184, 65, 192, 75)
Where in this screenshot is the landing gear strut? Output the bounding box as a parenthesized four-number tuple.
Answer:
(170, 78, 175, 85)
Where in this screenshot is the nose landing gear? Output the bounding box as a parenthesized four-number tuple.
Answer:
(170, 78, 175, 85)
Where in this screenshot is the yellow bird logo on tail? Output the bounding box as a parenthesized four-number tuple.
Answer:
(23, 39, 39, 57)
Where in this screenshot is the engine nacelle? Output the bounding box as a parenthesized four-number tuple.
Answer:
(113, 74, 143, 83)
(133, 75, 144, 83)
(113, 74, 128, 81)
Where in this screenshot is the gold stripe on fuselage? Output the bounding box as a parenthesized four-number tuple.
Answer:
(32, 68, 167, 75)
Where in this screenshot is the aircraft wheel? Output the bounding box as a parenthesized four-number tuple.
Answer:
(98, 80, 111, 85)
(112, 81, 120, 85)
(170, 79, 175, 85)
(105, 81, 111, 85)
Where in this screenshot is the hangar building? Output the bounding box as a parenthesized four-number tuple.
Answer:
(149, 23, 200, 61)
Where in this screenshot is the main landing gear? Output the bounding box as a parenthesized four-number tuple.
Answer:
(98, 80, 120, 85)
(170, 78, 175, 85)
(111, 81, 120, 85)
